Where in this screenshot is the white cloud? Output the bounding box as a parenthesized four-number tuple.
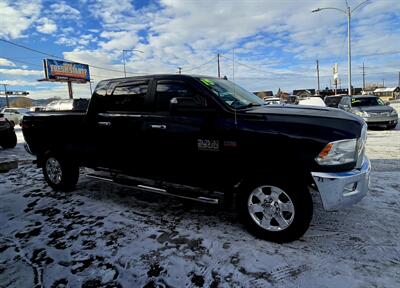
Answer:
(50, 2, 80, 20)
(0, 58, 16, 67)
(36, 17, 57, 34)
(99, 31, 140, 51)
(29, 83, 92, 99)
(43, 0, 400, 93)
(0, 68, 43, 76)
(1, 80, 41, 87)
(0, 0, 42, 39)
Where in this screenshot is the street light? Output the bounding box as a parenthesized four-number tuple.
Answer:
(122, 49, 144, 77)
(312, 0, 369, 96)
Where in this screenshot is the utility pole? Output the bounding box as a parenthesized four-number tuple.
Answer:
(316, 59, 320, 95)
(312, 1, 369, 96)
(217, 53, 221, 78)
(2, 84, 9, 108)
(362, 62, 366, 90)
(382, 79, 385, 87)
(177, 67, 182, 74)
(398, 71, 400, 87)
(347, 5, 352, 95)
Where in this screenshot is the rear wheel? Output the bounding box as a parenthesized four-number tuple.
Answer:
(237, 180, 313, 243)
(386, 123, 397, 130)
(42, 153, 79, 191)
(1, 130, 17, 149)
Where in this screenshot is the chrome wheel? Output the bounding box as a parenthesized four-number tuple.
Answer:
(247, 185, 295, 231)
(45, 157, 62, 185)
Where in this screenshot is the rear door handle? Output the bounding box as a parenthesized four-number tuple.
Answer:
(150, 124, 167, 129)
(98, 121, 112, 127)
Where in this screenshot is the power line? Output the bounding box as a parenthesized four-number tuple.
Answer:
(0, 38, 143, 75)
(0, 55, 115, 82)
(183, 56, 217, 73)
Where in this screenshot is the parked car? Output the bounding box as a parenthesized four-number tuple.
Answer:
(0, 107, 29, 126)
(263, 97, 281, 105)
(298, 96, 326, 107)
(338, 95, 398, 129)
(29, 106, 46, 112)
(0, 112, 17, 149)
(324, 95, 347, 108)
(45, 99, 89, 112)
(22, 75, 370, 243)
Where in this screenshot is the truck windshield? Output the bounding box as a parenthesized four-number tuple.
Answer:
(198, 77, 265, 109)
(351, 97, 384, 107)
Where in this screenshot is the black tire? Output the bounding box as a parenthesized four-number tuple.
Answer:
(237, 179, 313, 243)
(1, 130, 17, 149)
(42, 152, 79, 191)
(386, 124, 397, 130)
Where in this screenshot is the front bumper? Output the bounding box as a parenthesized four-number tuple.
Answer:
(363, 115, 398, 125)
(311, 156, 371, 211)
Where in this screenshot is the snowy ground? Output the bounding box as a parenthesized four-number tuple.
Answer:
(1, 110, 399, 288)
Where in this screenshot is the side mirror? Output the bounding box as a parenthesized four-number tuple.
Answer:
(170, 97, 205, 114)
(338, 104, 350, 110)
(385, 102, 390, 106)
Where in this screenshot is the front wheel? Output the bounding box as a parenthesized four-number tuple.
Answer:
(42, 153, 79, 191)
(237, 181, 313, 243)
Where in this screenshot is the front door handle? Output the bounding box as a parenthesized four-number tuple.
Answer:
(150, 124, 167, 129)
(98, 121, 112, 127)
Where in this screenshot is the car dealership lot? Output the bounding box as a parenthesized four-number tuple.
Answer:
(1, 120, 399, 287)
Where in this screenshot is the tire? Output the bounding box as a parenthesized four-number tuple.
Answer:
(237, 179, 313, 243)
(386, 124, 397, 130)
(42, 153, 79, 191)
(1, 131, 17, 149)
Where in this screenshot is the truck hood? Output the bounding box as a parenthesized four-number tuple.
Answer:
(352, 105, 394, 113)
(245, 104, 361, 122)
(240, 104, 365, 141)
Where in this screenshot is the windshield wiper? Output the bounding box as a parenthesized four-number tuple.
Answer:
(236, 103, 262, 109)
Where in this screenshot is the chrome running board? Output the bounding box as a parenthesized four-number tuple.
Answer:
(86, 173, 219, 204)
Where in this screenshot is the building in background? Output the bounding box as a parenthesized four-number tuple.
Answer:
(373, 87, 400, 101)
(254, 91, 274, 99)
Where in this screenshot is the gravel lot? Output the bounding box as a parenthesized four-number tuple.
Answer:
(1, 108, 399, 288)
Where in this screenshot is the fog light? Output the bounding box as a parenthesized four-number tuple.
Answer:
(344, 182, 358, 195)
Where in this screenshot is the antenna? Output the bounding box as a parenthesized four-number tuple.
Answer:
(233, 48, 237, 125)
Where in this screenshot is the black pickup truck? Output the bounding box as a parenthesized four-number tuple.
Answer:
(22, 75, 371, 242)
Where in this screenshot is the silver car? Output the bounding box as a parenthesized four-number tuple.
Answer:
(338, 95, 398, 129)
(0, 107, 29, 126)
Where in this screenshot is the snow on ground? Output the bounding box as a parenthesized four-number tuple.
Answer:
(0, 118, 399, 288)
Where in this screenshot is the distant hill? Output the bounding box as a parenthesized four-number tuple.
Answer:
(0, 96, 54, 108)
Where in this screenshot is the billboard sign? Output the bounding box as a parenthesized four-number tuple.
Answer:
(43, 59, 90, 82)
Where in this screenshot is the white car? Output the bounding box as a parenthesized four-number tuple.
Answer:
(298, 97, 326, 107)
(263, 97, 281, 105)
(0, 108, 30, 126)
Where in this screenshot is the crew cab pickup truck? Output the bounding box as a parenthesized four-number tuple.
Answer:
(22, 75, 371, 243)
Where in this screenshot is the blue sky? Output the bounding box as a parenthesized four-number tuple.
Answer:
(0, 0, 399, 99)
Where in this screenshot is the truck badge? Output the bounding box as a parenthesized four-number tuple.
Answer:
(197, 139, 219, 151)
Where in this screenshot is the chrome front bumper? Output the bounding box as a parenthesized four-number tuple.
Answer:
(311, 156, 371, 211)
(363, 115, 398, 124)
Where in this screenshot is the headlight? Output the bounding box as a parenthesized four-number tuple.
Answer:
(315, 139, 357, 166)
(354, 110, 369, 117)
(390, 110, 398, 116)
